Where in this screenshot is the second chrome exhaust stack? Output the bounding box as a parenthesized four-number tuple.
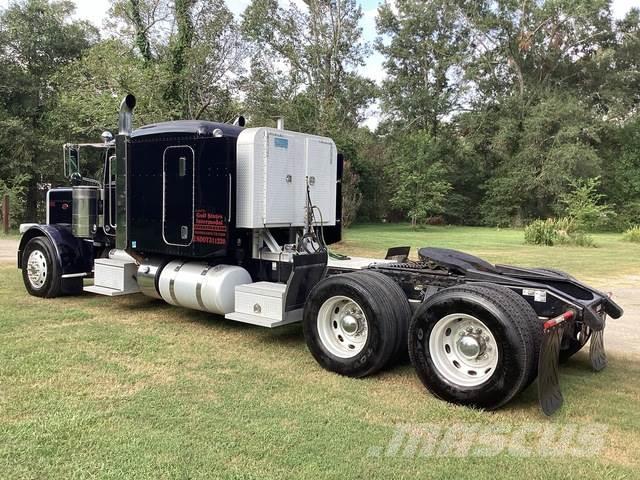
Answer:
(118, 94, 137, 136)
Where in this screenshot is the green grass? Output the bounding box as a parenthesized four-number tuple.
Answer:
(1, 225, 640, 478)
(335, 224, 640, 285)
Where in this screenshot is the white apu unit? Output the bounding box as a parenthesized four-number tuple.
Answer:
(235, 127, 337, 228)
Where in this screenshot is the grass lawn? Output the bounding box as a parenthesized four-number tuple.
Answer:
(1, 225, 639, 479)
(335, 224, 640, 284)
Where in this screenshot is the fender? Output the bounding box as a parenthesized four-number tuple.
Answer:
(17, 224, 94, 276)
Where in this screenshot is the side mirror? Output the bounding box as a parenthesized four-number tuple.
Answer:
(64, 145, 80, 178)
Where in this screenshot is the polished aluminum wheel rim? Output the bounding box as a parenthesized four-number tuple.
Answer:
(429, 313, 498, 387)
(26, 250, 48, 289)
(317, 295, 368, 358)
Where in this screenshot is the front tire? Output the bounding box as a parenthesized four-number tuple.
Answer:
(21, 236, 62, 298)
(303, 271, 411, 378)
(409, 284, 539, 410)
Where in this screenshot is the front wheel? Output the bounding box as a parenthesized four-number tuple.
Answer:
(21, 236, 62, 298)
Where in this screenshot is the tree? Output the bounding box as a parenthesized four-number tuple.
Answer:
(109, 0, 247, 120)
(108, 0, 172, 62)
(242, 0, 376, 225)
(0, 0, 98, 221)
(242, 0, 375, 132)
(341, 160, 362, 228)
(600, 115, 640, 229)
(374, 0, 479, 225)
(479, 92, 604, 225)
(459, 0, 616, 104)
(376, 0, 471, 136)
(387, 132, 452, 227)
(453, 0, 623, 225)
(49, 40, 177, 144)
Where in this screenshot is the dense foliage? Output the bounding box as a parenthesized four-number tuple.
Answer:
(0, 0, 638, 231)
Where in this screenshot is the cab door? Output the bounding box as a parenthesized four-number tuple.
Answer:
(163, 146, 195, 246)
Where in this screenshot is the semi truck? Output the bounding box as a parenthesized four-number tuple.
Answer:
(18, 95, 623, 415)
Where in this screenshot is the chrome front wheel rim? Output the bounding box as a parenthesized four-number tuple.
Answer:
(27, 250, 48, 290)
(317, 295, 368, 358)
(429, 313, 499, 387)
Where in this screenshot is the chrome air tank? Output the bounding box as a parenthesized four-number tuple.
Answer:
(72, 185, 99, 238)
(158, 261, 252, 315)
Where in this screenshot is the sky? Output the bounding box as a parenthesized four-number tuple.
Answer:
(0, 0, 638, 127)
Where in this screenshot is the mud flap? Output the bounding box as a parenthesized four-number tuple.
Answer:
(539, 323, 565, 415)
(589, 328, 607, 372)
(538, 311, 574, 416)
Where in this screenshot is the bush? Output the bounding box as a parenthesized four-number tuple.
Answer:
(524, 218, 558, 246)
(613, 202, 640, 231)
(559, 177, 614, 231)
(623, 226, 640, 243)
(524, 217, 595, 247)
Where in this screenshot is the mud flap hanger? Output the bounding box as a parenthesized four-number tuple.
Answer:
(538, 309, 608, 416)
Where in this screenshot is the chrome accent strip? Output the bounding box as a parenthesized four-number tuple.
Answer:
(195, 266, 212, 310)
(61, 272, 88, 279)
(106, 154, 117, 235)
(168, 262, 184, 304)
(228, 173, 232, 223)
(46, 189, 51, 225)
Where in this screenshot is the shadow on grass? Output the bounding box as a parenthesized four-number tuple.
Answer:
(43, 284, 638, 420)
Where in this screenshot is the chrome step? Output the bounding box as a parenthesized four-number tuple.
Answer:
(84, 258, 140, 296)
(225, 281, 302, 327)
(225, 310, 302, 328)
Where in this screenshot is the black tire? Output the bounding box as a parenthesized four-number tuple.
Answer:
(408, 284, 537, 410)
(471, 283, 543, 388)
(303, 271, 411, 378)
(21, 236, 62, 298)
(356, 269, 411, 363)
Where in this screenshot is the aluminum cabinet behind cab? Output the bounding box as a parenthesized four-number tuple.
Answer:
(18, 95, 623, 415)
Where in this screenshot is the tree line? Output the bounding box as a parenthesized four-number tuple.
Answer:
(0, 0, 639, 230)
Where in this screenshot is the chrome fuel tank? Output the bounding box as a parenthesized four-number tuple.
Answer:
(157, 261, 252, 315)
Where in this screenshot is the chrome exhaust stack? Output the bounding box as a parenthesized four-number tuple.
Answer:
(118, 94, 136, 135)
(115, 94, 136, 250)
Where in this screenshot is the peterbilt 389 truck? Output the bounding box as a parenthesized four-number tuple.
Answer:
(18, 95, 623, 415)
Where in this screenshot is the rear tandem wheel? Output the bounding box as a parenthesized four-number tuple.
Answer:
(302, 271, 411, 378)
(408, 283, 543, 410)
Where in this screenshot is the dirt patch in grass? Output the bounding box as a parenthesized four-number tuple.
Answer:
(0, 238, 17, 263)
